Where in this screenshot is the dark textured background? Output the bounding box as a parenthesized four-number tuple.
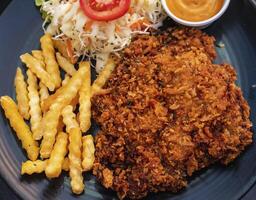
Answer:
(0, 0, 256, 199)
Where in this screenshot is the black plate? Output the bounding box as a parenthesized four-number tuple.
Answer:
(1, 0, 256, 199)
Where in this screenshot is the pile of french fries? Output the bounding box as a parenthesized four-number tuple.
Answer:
(0, 34, 115, 194)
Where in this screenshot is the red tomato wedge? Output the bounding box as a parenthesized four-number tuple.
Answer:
(79, 0, 131, 21)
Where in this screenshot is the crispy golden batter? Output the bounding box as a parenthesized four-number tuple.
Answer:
(91, 28, 253, 199)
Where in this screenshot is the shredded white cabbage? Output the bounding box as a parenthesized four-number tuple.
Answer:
(41, 0, 165, 72)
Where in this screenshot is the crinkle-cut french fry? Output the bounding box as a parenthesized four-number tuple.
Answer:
(91, 58, 115, 96)
(39, 82, 49, 108)
(27, 70, 43, 140)
(40, 107, 61, 159)
(40, 34, 61, 88)
(53, 40, 69, 59)
(53, 40, 70, 61)
(41, 84, 66, 113)
(32, 50, 45, 68)
(42, 91, 78, 113)
(53, 39, 78, 64)
(68, 127, 84, 194)
(21, 158, 70, 175)
(20, 53, 55, 91)
(40, 64, 87, 158)
(82, 135, 95, 171)
(91, 88, 112, 96)
(62, 105, 79, 132)
(32, 50, 44, 62)
(45, 132, 68, 178)
(62, 157, 69, 171)
(14, 67, 30, 120)
(62, 74, 70, 86)
(21, 160, 46, 175)
(56, 52, 76, 76)
(41, 92, 60, 113)
(0, 96, 39, 161)
(42, 61, 87, 112)
(31, 51, 49, 108)
(79, 62, 91, 132)
(42, 76, 74, 113)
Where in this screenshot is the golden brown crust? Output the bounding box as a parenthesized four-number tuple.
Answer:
(91, 27, 253, 199)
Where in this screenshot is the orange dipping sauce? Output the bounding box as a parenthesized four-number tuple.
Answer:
(166, 0, 224, 22)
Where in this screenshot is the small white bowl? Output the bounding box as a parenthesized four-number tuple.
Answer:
(161, 0, 231, 28)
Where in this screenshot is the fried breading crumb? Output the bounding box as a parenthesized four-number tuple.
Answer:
(91, 27, 253, 199)
(102, 168, 113, 188)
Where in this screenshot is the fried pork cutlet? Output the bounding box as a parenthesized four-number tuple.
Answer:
(91, 28, 253, 199)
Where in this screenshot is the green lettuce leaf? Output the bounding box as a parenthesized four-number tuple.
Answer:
(35, 0, 44, 7)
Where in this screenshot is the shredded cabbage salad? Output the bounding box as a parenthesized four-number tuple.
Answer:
(38, 0, 165, 72)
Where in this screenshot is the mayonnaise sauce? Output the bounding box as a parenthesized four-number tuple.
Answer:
(167, 0, 224, 22)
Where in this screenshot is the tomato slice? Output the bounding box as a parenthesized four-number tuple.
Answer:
(79, 0, 131, 21)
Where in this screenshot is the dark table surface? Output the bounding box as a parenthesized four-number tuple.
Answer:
(0, 0, 256, 199)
